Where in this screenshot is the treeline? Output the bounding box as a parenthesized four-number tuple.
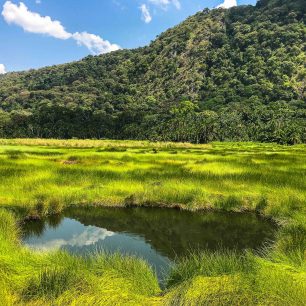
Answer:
(0, 100, 304, 144)
(0, 0, 305, 144)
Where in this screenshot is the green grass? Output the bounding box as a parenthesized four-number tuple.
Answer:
(0, 139, 305, 219)
(0, 210, 160, 305)
(0, 139, 305, 305)
(165, 253, 306, 305)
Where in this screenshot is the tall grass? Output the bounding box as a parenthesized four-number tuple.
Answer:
(166, 250, 256, 287)
(0, 140, 305, 221)
(165, 250, 306, 305)
(0, 140, 305, 304)
(0, 209, 160, 305)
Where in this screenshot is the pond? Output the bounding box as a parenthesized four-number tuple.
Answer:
(22, 207, 277, 284)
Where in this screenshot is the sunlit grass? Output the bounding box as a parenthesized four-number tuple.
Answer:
(0, 140, 305, 220)
(0, 139, 305, 304)
(165, 256, 306, 305)
(0, 210, 160, 305)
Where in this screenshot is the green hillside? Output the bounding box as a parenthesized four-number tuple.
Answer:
(0, 0, 305, 143)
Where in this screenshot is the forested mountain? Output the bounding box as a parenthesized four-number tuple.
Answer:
(0, 0, 305, 144)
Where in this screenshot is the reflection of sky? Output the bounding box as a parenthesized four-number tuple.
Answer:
(23, 218, 171, 283)
(25, 224, 114, 251)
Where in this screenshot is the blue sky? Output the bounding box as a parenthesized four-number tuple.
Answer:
(0, 0, 256, 73)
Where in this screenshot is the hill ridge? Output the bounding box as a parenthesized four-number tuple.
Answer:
(0, 0, 305, 144)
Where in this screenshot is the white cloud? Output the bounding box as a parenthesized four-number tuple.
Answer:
(140, 0, 180, 22)
(73, 32, 120, 55)
(217, 0, 237, 9)
(27, 226, 115, 251)
(148, 0, 181, 10)
(140, 4, 152, 23)
(2, 1, 71, 39)
(2, 1, 120, 55)
(35, 0, 41, 4)
(172, 0, 181, 9)
(0, 64, 6, 74)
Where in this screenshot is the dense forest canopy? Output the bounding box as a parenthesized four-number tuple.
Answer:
(0, 0, 305, 144)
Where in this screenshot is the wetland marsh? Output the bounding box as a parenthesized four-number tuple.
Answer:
(0, 139, 305, 305)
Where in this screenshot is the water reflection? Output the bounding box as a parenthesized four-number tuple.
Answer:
(22, 207, 277, 283)
(25, 223, 114, 251)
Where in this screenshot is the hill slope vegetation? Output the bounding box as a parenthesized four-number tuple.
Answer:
(0, 0, 305, 143)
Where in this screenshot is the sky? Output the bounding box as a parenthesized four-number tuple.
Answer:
(0, 0, 256, 73)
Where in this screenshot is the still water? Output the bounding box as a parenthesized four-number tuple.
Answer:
(22, 207, 277, 282)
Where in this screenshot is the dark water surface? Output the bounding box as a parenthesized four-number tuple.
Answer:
(22, 207, 277, 283)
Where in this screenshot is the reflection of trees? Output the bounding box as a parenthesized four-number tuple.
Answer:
(47, 214, 64, 229)
(22, 214, 64, 239)
(63, 207, 277, 259)
(22, 219, 46, 239)
(22, 207, 277, 259)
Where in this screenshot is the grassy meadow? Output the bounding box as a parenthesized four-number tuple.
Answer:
(0, 139, 305, 305)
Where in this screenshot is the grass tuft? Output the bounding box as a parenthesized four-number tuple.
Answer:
(23, 267, 82, 300)
(0, 139, 305, 304)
